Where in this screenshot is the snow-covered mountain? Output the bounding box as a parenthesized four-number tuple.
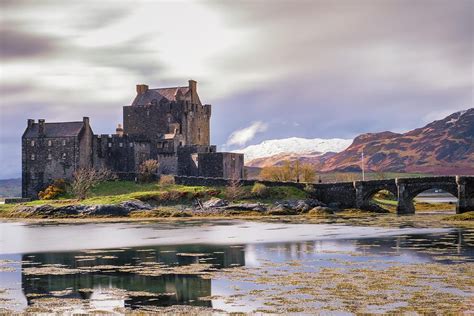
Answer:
(234, 137, 352, 164)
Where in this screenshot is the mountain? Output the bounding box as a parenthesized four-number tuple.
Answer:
(0, 178, 22, 198)
(321, 108, 474, 174)
(234, 137, 352, 167)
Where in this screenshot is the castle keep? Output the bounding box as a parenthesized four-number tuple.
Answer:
(22, 80, 244, 198)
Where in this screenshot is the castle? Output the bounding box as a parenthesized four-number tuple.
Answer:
(22, 80, 244, 198)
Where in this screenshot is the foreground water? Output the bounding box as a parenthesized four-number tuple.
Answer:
(0, 219, 473, 313)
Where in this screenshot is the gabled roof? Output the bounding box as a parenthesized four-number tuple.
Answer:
(23, 122, 84, 138)
(131, 86, 190, 106)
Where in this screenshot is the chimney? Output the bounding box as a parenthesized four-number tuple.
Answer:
(188, 79, 197, 103)
(116, 123, 124, 137)
(136, 84, 149, 95)
(83, 117, 90, 127)
(27, 119, 34, 128)
(38, 119, 45, 135)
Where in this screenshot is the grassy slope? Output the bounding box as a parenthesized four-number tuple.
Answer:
(0, 181, 308, 216)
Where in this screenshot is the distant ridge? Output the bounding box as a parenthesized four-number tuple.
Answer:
(321, 108, 474, 174)
(234, 137, 352, 166)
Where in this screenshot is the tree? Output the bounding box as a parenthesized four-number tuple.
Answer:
(299, 163, 316, 183)
(224, 176, 245, 201)
(260, 160, 316, 183)
(138, 159, 160, 183)
(71, 168, 116, 200)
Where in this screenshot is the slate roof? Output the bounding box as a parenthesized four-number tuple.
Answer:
(131, 86, 190, 106)
(24, 121, 84, 138)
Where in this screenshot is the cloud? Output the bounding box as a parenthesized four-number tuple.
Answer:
(0, 0, 472, 178)
(0, 29, 58, 59)
(226, 121, 269, 147)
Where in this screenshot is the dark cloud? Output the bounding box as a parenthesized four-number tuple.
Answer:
(0, 29, 59, 59)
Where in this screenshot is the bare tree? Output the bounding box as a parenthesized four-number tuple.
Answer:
(138, 159, 160, 183)
(71, 168, 116, 200)
(224, 176, 245, 202)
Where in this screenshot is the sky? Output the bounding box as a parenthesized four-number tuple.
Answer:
(0, 0, 472, 179)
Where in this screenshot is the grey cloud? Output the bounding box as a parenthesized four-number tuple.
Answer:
(0, 29, 59, 59)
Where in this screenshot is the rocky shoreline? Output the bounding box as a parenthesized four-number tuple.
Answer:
(5, 197, 390, 219)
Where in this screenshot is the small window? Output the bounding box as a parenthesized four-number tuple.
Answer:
(62, 153, 67, 159)
(129, 142, 134, 148)
(48, 140, 52, 147)
(47, 153, 52, 160)
(119, 143, 123, 147)
(179, 141, 183, 147)
(31, 154, 35, 161)
(198, 128, 201, 141)
(31, 140, 35, 147)
(108, 143, 112, 148)
(62, 140, 66, 146)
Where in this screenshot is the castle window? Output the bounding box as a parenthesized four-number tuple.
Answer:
(62, 140, 66, 146)
(31, 154, 35, 161)
(179, 141, 183, 147)
(47, 153, 52, 160)
(129, 142, 134, 148)
(48, 140, 52, 147)
(31, 140, 35, 147)
(62, 153, 67, 159)
(119, 143, 123, 147)
(198, 128, 201, 141)
(108, 143, 112, 148)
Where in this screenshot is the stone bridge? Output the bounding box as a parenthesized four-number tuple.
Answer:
(333, 176, 473, 214)
(175, 175, 474, 214)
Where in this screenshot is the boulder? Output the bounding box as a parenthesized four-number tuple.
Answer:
(267, 204, 297, 215)
(224, 203, 267, 212)
(80, 204, 130, 216)
(360, 202, 390, 213)
(202, 198, 229, 208)
(308, 206, 335, 216)
(119, 200, 152, 211)
(274, 199, 325, 213)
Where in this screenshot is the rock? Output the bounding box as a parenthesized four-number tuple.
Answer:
(224, 203, 267, 212)
(267, 204, 297, 215)
(80, 204, 130, 216)
(308, 206, 335, 216)
(15, 204, 81, 217)
(360, 202, 390, 213)
(274, 199, 325, 213)
(119, 200, 152, 211)
(202, 198, 229, 208)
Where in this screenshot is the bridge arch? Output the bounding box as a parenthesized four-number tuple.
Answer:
(354, 179, 398, 210)
(396, 177, 458, 214)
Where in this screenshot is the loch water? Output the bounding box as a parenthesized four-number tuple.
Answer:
(0, 220, 473, 313)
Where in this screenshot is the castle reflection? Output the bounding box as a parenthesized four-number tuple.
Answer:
(21, 244, 246, 309)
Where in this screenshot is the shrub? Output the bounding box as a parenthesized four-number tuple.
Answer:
(224, 177, 245, 202)
(138, 159, 159, 183)
(304, 184, 316, 194)
(251, 183, 269, 198)
(159, 174, 175, 186)
(38, 179, 66, 200)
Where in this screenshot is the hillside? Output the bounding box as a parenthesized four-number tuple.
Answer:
(321, 109, 474, 174)
(235, 137, 351, 166)
(0, 178, 21, 198)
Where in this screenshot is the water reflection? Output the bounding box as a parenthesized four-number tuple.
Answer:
(1, 227, 473, 313)
(19, 245, 245, 310)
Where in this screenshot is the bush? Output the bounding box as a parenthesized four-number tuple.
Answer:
(251, 183, 269, 198)
(159, 174, 175, 185)
(304, 184, 316, 194)
(224, 178, 245, 202)
(138, 160, 159, 183)
(38, 179, 66, 200)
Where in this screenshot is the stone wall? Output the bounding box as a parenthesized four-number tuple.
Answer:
(197, 152, 244, 179)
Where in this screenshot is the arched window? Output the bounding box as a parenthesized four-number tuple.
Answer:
(48, 140, 52, 147)
(31, 140, 35, 147)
